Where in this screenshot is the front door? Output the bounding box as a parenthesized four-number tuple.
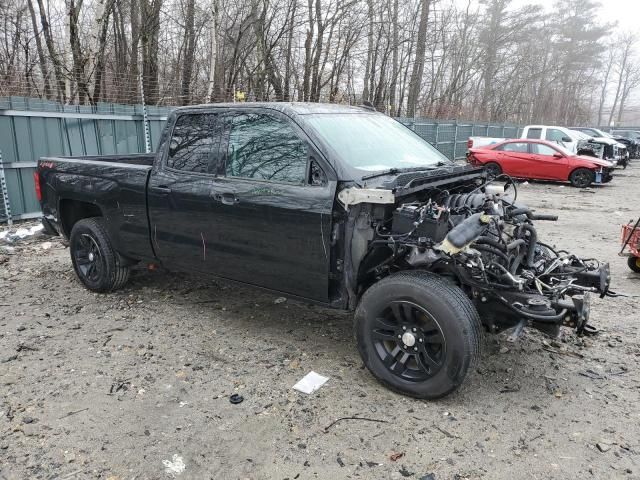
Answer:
(528, 143, 569, 180)
(209, 110, 336, 302)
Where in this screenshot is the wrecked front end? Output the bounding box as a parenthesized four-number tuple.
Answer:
(339, 165, 611, 339)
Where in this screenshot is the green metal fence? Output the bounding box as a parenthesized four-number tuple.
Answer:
(0, 97, 172, 221)
(0, 97, 524, 223)
(398, 118, 522, 160)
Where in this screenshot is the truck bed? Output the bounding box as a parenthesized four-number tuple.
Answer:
(38, 154, 155, 262)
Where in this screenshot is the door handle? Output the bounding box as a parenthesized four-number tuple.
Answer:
(213, 193, 239, 206)
(150, 185, 172, 194)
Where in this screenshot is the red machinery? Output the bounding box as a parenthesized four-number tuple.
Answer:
(621, 218, 640, 272)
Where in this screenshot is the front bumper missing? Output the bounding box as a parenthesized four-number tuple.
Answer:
(476, 263, 610, 337)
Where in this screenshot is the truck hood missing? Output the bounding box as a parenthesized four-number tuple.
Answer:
(340, 169, 611, 338)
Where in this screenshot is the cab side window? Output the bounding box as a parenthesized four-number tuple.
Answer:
(226, 113, 308, 184)
(167, 114, 221, 174)
(546, 128, 566, 142)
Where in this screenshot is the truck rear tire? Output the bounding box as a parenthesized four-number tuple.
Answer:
(69, 217, 130, 292)
(354, 271, 481, 399)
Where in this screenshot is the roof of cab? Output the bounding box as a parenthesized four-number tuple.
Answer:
(174, 101, 375, 116)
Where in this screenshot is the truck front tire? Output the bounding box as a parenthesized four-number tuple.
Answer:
(354, 271, 481, 399)
(69, 217, 130, 292)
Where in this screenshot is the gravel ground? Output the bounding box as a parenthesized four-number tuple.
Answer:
(1, 164, 639, 480)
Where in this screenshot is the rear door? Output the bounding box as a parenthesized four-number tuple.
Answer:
(147, 112, 225, 272)
(209, 109, 336, 302)
(528, 143, 569, 180)
(493, 141, 532, 176)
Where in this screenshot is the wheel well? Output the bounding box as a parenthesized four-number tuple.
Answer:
(59, 199, 102, 237)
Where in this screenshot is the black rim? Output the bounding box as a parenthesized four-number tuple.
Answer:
(574, 171, 591, 187)
(486, 164, 501, 177)
(371, 300, 446, 382)
(73, 233, 103, 283)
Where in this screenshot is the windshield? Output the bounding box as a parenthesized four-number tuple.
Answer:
(306, 113, 450, 171)
(593, 128, 613, 138)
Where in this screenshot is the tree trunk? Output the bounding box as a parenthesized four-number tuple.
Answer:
(68, 0, 90, 104)
(92, 0, 116, 104)
(388, 0, 399, 114)
(129, 0, 141, 103)
(406, 0, 430, 117)
(27, 0, 52, 99)
(140, 0, 162, 104)
(362, 0, 374, 102)
(180, 0, 196, 105)
(35, 0, 66, 103)
(301, 0, 314, 101)
(597, 50, 614, 126)
(207, 0, 218, 102)
(283, 0, 296, 101)
(309, 0, 323, 101)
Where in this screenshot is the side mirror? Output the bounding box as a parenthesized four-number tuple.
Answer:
(561, 136, 572, 142)
(553, 152, 563, 158)
(309, 159, 327, 186)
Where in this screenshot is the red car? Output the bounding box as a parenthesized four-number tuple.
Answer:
(467, 139, 614, 188)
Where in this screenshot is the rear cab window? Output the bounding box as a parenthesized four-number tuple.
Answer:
(167, 113, 223, 174)
(526, 128, 542, 139)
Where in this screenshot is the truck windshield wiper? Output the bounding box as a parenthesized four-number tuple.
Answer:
(362, 162, 449, 181)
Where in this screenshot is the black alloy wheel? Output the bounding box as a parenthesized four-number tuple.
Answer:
(569, 168, 595, 188)
(72, 233, 104, 284)
(355, 271, 481, 399)
(371, 301, 446, 382)
(69, 217, 130, 292)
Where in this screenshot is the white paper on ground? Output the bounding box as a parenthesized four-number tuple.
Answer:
(292, 371, 329, 394)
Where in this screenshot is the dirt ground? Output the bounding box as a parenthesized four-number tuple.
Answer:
(1, 164, 639, 480)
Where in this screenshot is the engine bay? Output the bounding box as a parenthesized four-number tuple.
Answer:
(344, 173, 611, 338)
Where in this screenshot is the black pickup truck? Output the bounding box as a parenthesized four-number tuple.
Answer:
(36, 103, 611, 399)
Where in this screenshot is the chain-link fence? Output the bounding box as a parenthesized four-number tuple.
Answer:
(398, 118, 522, 160)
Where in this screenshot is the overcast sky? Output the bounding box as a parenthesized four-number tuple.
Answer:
(511, 0, 640, 33)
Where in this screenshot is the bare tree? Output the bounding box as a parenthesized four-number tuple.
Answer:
(406, 0, 430, 117)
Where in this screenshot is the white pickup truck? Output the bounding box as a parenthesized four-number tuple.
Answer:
(521, 125, 624, 165)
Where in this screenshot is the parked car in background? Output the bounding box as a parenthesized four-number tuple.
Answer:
(569, 130, 624, 168)
(570, 127, 632, 166)
(521, 125, 579, 153)
(608, 130, 640, 159)
(612, 129, 640, 142)
(466, 136, 507, 149)
(467, 138, 614, 188)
